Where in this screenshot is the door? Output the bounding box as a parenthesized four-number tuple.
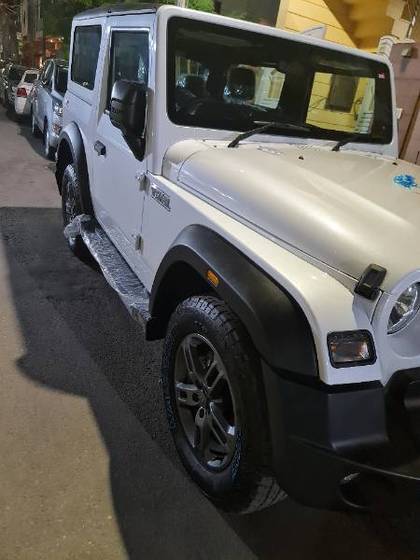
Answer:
(92, 27, 150, 273)
(36, 61, 53, 128)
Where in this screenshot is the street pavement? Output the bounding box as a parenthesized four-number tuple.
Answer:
(1, 105, 420, 560)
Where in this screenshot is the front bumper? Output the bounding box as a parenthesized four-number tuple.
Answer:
(263, 364, 420, 510)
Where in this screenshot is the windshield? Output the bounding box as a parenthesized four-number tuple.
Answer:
(54, 66, 68, 95)
(9, 66, 25, 82)
(167, 18, 393, 144)
(24, 72, 38, 84)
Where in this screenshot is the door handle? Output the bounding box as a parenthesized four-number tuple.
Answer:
(94, 140, 106, 156)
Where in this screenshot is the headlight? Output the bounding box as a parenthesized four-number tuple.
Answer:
(388, 283, 420, 334)
(53, 101, 63, 117)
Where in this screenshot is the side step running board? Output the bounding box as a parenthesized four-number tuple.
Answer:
(64, 215, 160, 338)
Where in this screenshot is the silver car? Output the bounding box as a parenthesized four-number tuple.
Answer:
(31, 59, 68, 160)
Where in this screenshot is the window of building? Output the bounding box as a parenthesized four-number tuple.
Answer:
(307, 71, 376, 134)
(107, 30, 149, 106)
(71, 25, 102, 90)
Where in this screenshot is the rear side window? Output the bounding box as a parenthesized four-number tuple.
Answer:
(24, 72, 38, 84)
(71, 25, 102, 90)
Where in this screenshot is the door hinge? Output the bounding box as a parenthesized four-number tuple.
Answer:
(136, 171, 148, 191)
(135, 235, 144, 252)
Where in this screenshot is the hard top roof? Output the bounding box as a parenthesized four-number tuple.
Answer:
(74, 3, 163, 20)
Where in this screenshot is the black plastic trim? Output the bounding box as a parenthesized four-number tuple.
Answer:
(56, 123, 93, 215)
(355, 263, 386, 300)
(262, 362, 420, 510)
(150, 225, 318, 377)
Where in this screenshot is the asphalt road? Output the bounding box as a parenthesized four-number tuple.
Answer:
(1, 106, 420, 560)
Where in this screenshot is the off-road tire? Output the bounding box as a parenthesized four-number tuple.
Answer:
(61, 163, 93, 264)
(162, 295, 286, 514)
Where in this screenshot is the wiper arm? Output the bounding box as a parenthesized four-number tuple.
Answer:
(332, 133, 363, 152)
(228, 121, 314, 149)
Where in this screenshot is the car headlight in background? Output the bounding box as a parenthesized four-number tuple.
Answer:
(53, 101, 63, 117)
(328, 330, 376, 368)
(388, 283, 420, 334)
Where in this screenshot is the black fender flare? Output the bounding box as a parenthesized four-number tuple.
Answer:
(55, 123, 93, 215)
(150, 225, 318, 377)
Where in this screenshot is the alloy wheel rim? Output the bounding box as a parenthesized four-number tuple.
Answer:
(174, 333, 237, 471)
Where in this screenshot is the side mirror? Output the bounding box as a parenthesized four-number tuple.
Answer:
(110, 79, 147, 160)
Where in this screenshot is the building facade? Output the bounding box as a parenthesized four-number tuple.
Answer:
(20, 0, 63, 68)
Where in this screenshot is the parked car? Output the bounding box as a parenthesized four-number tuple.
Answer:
(14, 69, 39, 118)
(57, 5, 420, 514)
(31, 59, 68, 159)
(0, 67, 5, 100)
(1, 63, 27, 109)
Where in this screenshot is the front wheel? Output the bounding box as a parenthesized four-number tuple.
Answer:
(162, 295, 286, 513)
(61, 163, 92, 264)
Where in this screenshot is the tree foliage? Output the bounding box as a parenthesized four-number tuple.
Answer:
(43, 0, 215, 52)
(187, 0, 214, 13)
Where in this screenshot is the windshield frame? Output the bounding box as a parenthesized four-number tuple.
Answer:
(166, 16, 394, 146)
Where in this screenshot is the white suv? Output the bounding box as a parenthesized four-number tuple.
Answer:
(56, 5, 420, 513)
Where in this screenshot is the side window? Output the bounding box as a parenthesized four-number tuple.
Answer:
(40, 61, 50, 83)
(43, 62, 53, 88)
(107, 30, 149, 106)
(71, 25, 102, 90)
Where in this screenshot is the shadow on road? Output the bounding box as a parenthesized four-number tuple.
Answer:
(4, 108, 46, 159)
(2, 206, 420, 559)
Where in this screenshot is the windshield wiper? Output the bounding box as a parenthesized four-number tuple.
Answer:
(332, 133, 364, 152)
(227, 121, 315, 148)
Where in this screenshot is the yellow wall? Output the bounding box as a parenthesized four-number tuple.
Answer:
(276, 0, 356, 47)
(275, 1, 376, 133)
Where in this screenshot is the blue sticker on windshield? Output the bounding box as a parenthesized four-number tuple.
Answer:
(393, 174, 419, 190)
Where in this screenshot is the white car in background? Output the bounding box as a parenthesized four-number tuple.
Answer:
(14, 69, 39, 118)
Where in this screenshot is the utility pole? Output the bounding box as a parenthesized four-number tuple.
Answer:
(176, 0, 187, 7)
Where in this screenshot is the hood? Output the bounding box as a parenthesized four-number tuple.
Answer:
(169, 141, 420, 292)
